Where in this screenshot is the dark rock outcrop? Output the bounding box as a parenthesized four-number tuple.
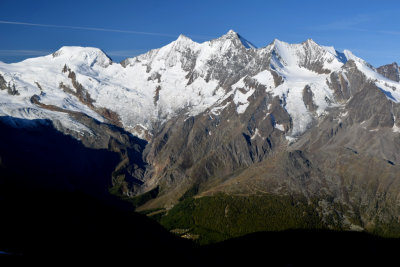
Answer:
(377, 62, 400, 82)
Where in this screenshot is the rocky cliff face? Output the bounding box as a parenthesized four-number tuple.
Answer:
(1, 31, 400, 233)
(377, 62, 400, 82)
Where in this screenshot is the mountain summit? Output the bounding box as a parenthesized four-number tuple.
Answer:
(223, 29, 257, 49)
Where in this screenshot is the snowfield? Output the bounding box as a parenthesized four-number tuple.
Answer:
(1, 30, 399, 139)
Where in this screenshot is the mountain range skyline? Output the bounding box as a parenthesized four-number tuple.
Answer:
(3, 29, 399, 142)
(1, 0, 400, 66)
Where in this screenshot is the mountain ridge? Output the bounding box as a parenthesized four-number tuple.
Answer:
(2, 31, 398, 140)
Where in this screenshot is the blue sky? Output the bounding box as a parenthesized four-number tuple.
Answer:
(0, 0, 399, 66)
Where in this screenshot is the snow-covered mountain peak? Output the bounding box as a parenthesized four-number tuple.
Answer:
(52, 46, 112, 67)
(174, 34, 195, 44)
(226, 29, 237, 35)
(170, 34, 199, 51)
(321, 45, 346, 62)
(343, 49, 367, 65)
(271, 38, 288, 46)
(213, 30, 257, 49)
(303, 38, 318, 46)
(302, 39, 333, 55)
(268, 38, 349, 74)
(121, 34, 200, 69)
(321, 45, 337, 55)
(270, 39, 305, 66)
(342, 49, 378, 72)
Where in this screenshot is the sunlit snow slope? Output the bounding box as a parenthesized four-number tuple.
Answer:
(1, 30, 399, 140)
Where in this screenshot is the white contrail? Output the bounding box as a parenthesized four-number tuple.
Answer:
(0, 20, 213, 39)
(0, 49, 50, 56)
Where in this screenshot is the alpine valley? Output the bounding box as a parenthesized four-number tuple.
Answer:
(2, 30, 400, 264)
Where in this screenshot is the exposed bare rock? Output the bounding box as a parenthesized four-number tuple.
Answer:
(0, 73, 19, 95)
(303, 85, 318, 112)
(377, 62, 400, 82)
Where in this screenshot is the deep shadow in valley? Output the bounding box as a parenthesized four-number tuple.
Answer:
(0, 116, 121, 197)
(0, 117, 399, 266)
(200, 229, 399, 266)
(0, 117, 195, 265)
